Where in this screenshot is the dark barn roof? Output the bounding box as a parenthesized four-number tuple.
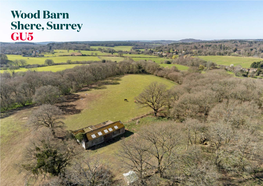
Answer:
(85, 121, 124, 141)
(71, 120, 125, 141)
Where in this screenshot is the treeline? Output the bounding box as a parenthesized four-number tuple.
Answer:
(251, 61, 263, 69)
(155, 40, 263, 57)
(1, 43, 53, 56)
(0, 60, 181, 112)
(167, 56, 263, 78)
(123, 70, 263, 185)
(1, 41, 161, 56)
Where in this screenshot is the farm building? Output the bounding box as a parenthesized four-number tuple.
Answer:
(72, 120, 125, 149)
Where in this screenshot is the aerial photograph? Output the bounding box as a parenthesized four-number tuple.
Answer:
(0, 0, 263, 185)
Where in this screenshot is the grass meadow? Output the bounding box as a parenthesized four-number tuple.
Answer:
(53, 49, 111, 56)
(197, 56, 262, 68)
(100, 56, 125, 62)
(64, 74, 175, 130)
(132, 57, 189, 70)
(7, 55, 101, 65)
(90, 46, 133, 51)
(160, 63, 189, 70)
(0, 64, 84, 73)
(4, 52, 190, 73)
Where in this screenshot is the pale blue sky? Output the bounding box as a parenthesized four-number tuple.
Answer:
(0, 1, 262, 42)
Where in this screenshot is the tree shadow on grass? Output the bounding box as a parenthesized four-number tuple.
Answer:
(88, 130, 134, 151)
(0, 104, 35, 119)
(1, 76, 122, 119)
(58, 104, 81, 115)
(81, 76, 123, 92)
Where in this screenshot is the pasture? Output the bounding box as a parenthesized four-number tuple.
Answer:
(100, 56, 125, 62)
(64, 74, 175, 130)
(197, 56, 262, 68)
(7, 55, 100, 65)
(132, 57, 189, 70)
(5, 53, 189, 73)
(90, 46, 133, 51)
(160, 63, 189, 70)
(0, 74, 175, 185)
(53, 49, 112, 56)
(0, 64, 83, 73)
(123, 54, 155, 58)
(132, 57, 168, 63)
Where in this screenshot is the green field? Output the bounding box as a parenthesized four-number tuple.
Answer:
(197, 56, 262, 68)
(100, 57, 125, 62)
(132, 57, 167, 63)
(7, 55, 100, 65)
(53, 49, 112, 56)
(123, 54, 155, 58)
(160, 63, 189, 70)
(64, 74, 175, 130)
(0, 64, 84, 73)
(132, 57, 189, 71)
(90, 46, 133, 51)
(5, 52, 189, 73)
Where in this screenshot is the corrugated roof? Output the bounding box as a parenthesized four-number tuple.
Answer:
(85, 121, 125, 141)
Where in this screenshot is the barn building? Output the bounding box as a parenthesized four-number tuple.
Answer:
(72, 120, 125, 149)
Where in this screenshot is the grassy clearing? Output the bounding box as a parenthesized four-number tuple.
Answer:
(132, 57, 167, 63)
(53, 49, 111, 56)
(197, 56, 262, 68)
(160, 63, 189, 71)
(123, 54, 155, 58)
(132, 57, 189, 71)
(0, 108, 32, 186)
(100, 57, 125, 62)
(64, 74, 175, 130)
(0, 64, 84, 73)
(90, 46, 133, 51)
(7, 55, 100, 65)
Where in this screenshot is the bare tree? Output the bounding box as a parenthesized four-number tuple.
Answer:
(64, 157, 114, 186)
(184, 118, 206, 148)
(120, 122, 185, 181)
(138, 122, 184, 178)
(27, 104, 65, 138)
(177, 147, 219, 186)
(135, 82, 168, 116)
(119, 136, 151, 185)
(33, 85, 62, 105)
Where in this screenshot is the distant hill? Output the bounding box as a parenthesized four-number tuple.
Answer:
(178, 38, 203, 43)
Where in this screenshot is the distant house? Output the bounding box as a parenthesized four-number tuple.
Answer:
(70, 52, 82, 56)
(248, 68, 258, 73)
(72, 120, 125, 149)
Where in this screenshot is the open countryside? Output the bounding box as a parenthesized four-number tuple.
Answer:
(1, 39, 263, 186)
(198, 55, 263, 68)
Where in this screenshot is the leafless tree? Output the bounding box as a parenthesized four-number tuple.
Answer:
(63, 157, 114, 186)
(184, 118, 206, 148)
(139, 122, 185, 178)
(119, 136, 151, 185)
(135, 82, 168, 116)
(27, 104, 65, 138)
(33, 85, 62, 105)
(120, 122, 185, 180)
(177, 147, 219, 186)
